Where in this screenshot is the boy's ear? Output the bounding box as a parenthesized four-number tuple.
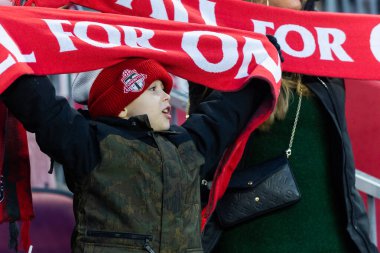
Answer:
(118, 107, 128, 119)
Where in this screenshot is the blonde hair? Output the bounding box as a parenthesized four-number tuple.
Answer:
(258, 74, 311, 131)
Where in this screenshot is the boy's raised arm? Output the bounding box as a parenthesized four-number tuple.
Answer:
(182, 79, 270, 179)
(1, 75, 100, 186)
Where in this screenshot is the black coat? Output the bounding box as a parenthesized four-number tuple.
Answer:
(304, 76, 378, 253)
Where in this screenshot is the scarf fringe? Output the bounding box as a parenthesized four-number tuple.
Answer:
(8, 221, 19, 251)
(7, 220, 32, 252)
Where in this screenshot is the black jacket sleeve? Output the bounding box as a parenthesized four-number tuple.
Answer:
(1, 75, 99, 186)
(182, 79, 270, 179)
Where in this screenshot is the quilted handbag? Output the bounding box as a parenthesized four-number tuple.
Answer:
(215, 155, 301, 228)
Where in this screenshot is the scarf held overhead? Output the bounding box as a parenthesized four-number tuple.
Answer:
(31, 0, 380, 81)
(0, 6, 281, 93)
(0, 4, 281, 234)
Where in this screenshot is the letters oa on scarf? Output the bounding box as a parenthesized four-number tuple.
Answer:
(0, 3, 281, 245)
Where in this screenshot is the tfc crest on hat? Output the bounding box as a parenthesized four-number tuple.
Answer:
(72, 58, 173, 118)
(122, 69, 147, 93)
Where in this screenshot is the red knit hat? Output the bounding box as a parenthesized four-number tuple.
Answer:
(88, 58, 173, 118)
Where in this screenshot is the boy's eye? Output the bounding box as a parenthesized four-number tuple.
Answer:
(149, 86, 157, 91)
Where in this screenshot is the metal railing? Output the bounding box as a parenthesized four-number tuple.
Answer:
(356, 169, 380, 246)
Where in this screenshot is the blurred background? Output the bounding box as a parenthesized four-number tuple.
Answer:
(318, 0, 379, 13)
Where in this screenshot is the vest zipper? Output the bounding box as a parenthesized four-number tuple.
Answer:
(86, 230, 155, 252)
(144, 239, 156, 253)
(317, 77, 328, 89)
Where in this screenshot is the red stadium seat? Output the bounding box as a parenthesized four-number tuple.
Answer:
(0, 188, 74, 253)
(345, 79, 380, 248)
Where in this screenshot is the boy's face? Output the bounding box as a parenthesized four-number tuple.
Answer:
(125, 80, 171, 131)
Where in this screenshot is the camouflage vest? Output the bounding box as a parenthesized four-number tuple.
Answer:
(72, 129, 205, 253)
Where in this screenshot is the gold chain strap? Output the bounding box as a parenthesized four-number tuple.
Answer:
(286, 87, 303, 158)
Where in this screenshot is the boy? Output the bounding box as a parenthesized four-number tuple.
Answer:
(1, 57, 268, 253)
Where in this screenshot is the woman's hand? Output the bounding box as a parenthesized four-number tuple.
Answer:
(266, 35, 285, 63)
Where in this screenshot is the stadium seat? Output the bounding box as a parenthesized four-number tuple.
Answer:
(0, 188, 74, 253)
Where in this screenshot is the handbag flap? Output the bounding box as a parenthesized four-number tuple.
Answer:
(228, 155, 289, 189)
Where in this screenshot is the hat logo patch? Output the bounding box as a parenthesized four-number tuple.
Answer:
(0, 175, 4, 203)
(122, 69, 147, 93)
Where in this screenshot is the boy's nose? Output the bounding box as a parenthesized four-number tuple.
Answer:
(163, 91, 170, 101)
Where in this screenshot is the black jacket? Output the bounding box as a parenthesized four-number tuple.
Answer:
(304, 76, 378, 253)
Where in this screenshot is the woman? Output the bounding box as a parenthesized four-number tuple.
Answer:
(197, 0, 378, 252)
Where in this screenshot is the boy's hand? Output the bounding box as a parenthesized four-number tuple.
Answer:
(266, 35, 284, 63)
